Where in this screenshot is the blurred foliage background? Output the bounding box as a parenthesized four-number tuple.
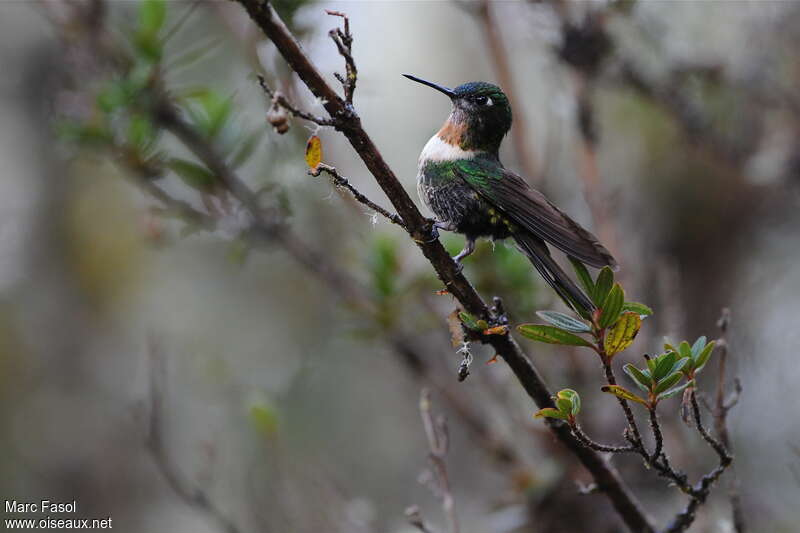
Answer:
(0, 1, 799, 532)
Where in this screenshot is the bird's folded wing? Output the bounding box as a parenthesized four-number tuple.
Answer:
(453, 159, 617, 269)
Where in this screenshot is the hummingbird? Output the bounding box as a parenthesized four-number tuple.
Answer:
(404, 74, 617, 315)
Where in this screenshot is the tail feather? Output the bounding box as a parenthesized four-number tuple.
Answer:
(513, 232, 595, 316)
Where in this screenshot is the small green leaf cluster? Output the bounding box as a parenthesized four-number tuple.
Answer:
(665, 336, 715, 380)
(534, 389, 581, 423)
(458, 311, 490, 333)
(602, 337, 715, 409)
(517, 263, 651, 358)
(59, 0, 266, 200)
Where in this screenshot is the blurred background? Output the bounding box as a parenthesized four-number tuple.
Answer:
(0, 0, 799, 531)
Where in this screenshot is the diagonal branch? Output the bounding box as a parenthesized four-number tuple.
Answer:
(235, 2, 654, 531)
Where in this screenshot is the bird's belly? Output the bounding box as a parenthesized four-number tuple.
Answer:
(417, 171, 511, 240)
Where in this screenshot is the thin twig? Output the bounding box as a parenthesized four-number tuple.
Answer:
(310, 163, 405, 228)
(713, 308, 746, 532)
(325, 10, 357, 104)
(690, 390, 731, 465)
(418, 389, 460, 533)
(599, 353, 645, 450)
(146, 339, 240, 533)
(647, 408, 664, 462)
(570, 423, 636, 454)
(405, 505, 435, 533)
(257, 74, 338, 126)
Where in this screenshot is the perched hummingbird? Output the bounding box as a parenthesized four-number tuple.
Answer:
(405, 74, 617, 314)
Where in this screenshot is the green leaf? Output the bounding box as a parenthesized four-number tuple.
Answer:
(557, 389, 581, 415)
(97, 81, 132, 113)
(600, 283, 625, 328)
(601, 385, 648, 406)
(534, 407, 568, 420)
(654, 372, 684, 395)
(56, 120, 113, 146)
(694, 340, 716, 373)
(139, 0, 167, 34)
(570, 258, 595, 296)
(653, 351, 678, 381)
(168, 158, 216, 191)
(517, 324, 594, 348)
(623, 363, 653, 392)
(667, 357, 690, 377)
(556, 397, 573, 414)
(250, 404, 278, 438)
(646, 356, 658, 375)
(128, 114, 157, 151)
(592, 266, 614, 307)
(535, 311, 591, 333)
(458, 311, 480, 332)
(200, 91, 234, 139)
(621, 301, 653, 317)
(570, 392, 581, 415)
(678, 341, 692, 360)
(691, 336, 707, 357)
(603, 312, 642, 356)
(657, 382, 689, 400)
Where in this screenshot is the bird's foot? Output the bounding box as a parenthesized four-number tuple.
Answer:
(424, 219, 440, 243)
(424, 219, 457, 243)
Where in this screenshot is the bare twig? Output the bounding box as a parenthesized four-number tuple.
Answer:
(418, 389, 460, 533)
(256, 74, 338, 126)
(569, 423, 636, 454)
(690, 390, 731, 466)
(647, 408, 664, 463)
(712, 308, 746, 532)
(325, 10, 357, 105)
(662, 389, 733, 533)
(235, 2, 655, 530)
(599, 353, 645, 450)
(146, 340, 240, 533)
(405, 505, 435, 533)
(310, 163, 405, 228)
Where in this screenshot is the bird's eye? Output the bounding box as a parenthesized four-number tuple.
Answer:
(474, 95, 488, 105)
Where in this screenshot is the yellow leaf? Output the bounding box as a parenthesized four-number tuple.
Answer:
(601, 385, 648, 406)
(305, 135, 322, 170)
(604, 312, 642, 357)
(482, 325, 509, 336)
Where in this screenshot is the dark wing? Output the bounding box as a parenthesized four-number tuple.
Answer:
(453, 159, 617, 269)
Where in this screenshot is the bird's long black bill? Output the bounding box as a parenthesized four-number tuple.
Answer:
(403, 74, 455, 98)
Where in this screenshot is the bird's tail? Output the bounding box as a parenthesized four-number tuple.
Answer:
(513, 232, 595, 316)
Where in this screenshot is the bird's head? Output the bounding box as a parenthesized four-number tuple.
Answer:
(404, 75, 512, 155)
